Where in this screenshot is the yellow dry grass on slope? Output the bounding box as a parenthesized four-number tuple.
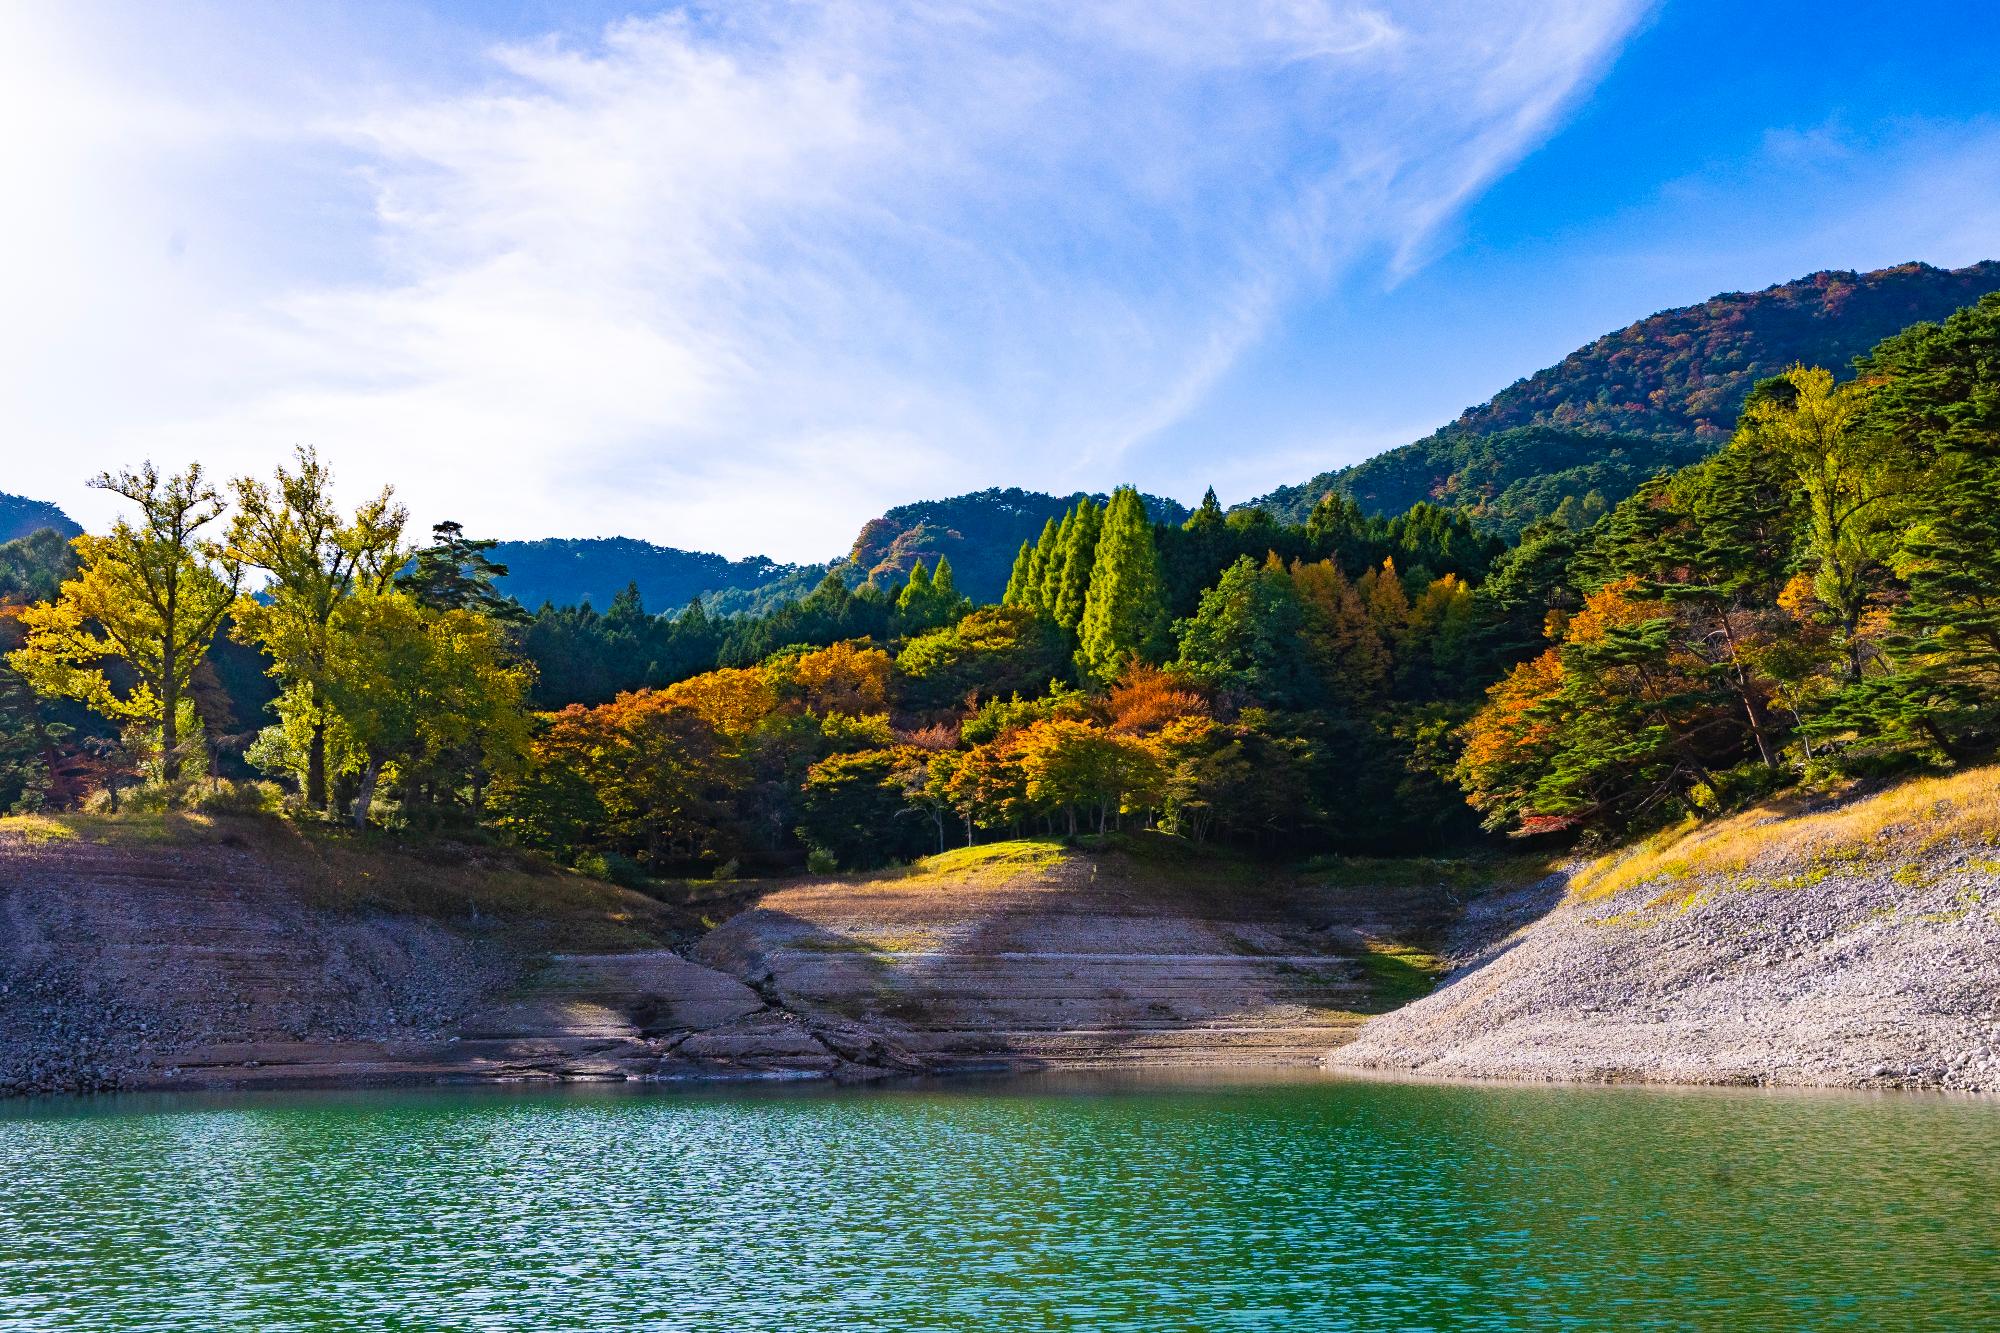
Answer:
(1573, 764, 2000, 904)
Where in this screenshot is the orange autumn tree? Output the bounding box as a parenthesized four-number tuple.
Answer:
(1456, 577, 1739, 832)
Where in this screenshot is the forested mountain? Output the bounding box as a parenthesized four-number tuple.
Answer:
(0, 493, 80, 544)
(485, 537, 807, 614)
(1249, 260, 2000, 533)
(490, 487, 1189, 615)
(847, 488, 1189, 604)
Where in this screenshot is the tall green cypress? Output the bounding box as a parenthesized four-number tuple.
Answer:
(1037, 508, 1076, 613)
(931, 556, 961, 609)
(897, 558, 933, 613)
(1024, 518, 1060, 615)
(1076, 487, 1168, 683)
(1002, 540, 1034, 607)
(1052, 498, 1101, 631)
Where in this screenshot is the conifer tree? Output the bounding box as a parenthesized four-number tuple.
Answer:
(1023, 518, 1061, 615)
(1076, 487, 1168, 683)
(1037, 508, 1076, 613)
(1837, 294, 2000, 755)
(1001, 541, 1035, 607)
(1052, 498, 1101, 631)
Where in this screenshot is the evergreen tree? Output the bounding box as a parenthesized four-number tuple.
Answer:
(1837, 294, 2000, 757)
(1076, 487, 1168, 683)
(1022, 518, 1061, 615)
(1037, 508, 1076, 613)
(1001, 540, 1035, 607)
(398, 521, 526, 622)
(1051, 498, 1101, 631)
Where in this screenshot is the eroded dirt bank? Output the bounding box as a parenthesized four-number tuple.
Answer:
(0, 823, 1454, 1096)
(1330, 775, 2000, 1092)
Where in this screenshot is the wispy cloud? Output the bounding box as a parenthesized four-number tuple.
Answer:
(1, 0, 1646, 559)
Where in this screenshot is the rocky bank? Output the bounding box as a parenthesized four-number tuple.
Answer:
(1330, 772, 2000, 1092)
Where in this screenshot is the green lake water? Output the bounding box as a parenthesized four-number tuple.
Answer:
(0, 1071, 1995, 1330)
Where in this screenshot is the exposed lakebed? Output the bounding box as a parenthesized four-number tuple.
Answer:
(1, 1072, 1994, 1330)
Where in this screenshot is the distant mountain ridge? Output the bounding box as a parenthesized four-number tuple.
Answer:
(1247, 260, 2000, 532)
(0, 493, 80, 544)
(484, 537, 805, 614)
(490, 487, 1189, 615)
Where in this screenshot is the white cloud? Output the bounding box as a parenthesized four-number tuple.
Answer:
(0, 0, 1647, 559)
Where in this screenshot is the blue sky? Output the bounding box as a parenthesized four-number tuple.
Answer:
(4, 1, 1998, 560)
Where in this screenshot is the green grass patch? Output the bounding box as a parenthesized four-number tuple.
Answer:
(909, 838, 1069, 880)
(1356, 943, 1444, 1009)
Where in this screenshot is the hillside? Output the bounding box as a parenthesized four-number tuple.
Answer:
(486, 536, 807, 614)
(844, 487, 1189, 602)
(492, 487, 1190, 615)
(1251, 260, 2000, 532)
(0, 493, 80, 544)
(1330, 766, 2000, 1091)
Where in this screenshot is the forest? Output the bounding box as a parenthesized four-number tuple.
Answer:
(1, 292, 1996, 876)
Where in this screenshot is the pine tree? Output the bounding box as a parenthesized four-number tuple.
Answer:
(1076, 487, 1168, 683)
(1187, 488, 1224, 530)
(1052, 498, 1101, 631)
(1837, 294, 2000, 756)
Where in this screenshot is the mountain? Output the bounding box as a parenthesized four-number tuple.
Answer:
(0, 493, 80, 544)
(495, 487, 1191, 615)
(1249, 260, 2000, 533)
(486, 537, 808, 614)
(845, 487, 1190, 603)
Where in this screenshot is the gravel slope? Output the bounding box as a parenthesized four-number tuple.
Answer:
(1330, 844, 2000, 1092)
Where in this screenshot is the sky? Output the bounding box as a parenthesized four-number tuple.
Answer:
(4, 0, 1999, 561)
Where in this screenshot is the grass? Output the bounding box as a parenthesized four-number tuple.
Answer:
(897, 838, 1070, 882)
(1571, 761, 2000, 904)
(1355, 942, 1445, 1009)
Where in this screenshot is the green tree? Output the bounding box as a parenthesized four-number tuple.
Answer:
(1173, 556, 1318, 708)
(8, 464, 241, 787)
(1051, 498, 1101, 631)
(1746, 366, 1900, 678)
(1076, 487, 1168, 683)
(397, 521, 525, 621)
(1836, 294, 2000, 758)
(321, 591, 532, 827)
(228, 447, 408, 810)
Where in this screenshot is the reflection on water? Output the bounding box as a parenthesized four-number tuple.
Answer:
(1, 1071, 1995, 1330)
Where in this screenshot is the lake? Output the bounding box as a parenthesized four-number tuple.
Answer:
(0, 1071, 1994, 1330)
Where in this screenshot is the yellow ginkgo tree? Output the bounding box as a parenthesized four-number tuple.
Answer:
(7, 463, 241, 788)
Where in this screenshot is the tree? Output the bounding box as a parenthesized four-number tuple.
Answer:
(796, 749, 930, 869)
(320, 591, 532, 827)
(1289, 558, 1388, 707)
(1051, 498, 1102, 631)
(1745, 366, 1900, 679)
(397, 521, 525, 621)
(1172, 555, 1318, 708)
(1076, 487, 1168, 683)
(1014, 718, 1159, 834)
(8, 464, 241, 787)
(1832, 294, 2000, 758)
(228, 447, 408, 810)
(896, 605, 1069, 711)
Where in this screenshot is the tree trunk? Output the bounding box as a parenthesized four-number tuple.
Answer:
(159, 682, 180, 786)
(306, 705, 328, 812)
(352, 756, 381, 830)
